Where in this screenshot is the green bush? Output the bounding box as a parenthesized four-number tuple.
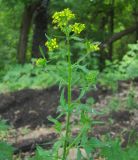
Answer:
(100, 42, 138, 91)
(101, 139, 138, 160)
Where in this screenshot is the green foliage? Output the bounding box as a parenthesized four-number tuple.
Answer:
(30, 146, 52, 160)
(0, 64, 55, 92)
(0, 62, 98, 93)
(119, 42, 138, 80)
(101, 139, 138, 160)
(0, 2, 23, 69)
(0, 141, 14, 160)
(0, 120, 14, 160)
(0, 119, 9, 138)
(0, 0, 136, 72)
(126, 83, 138, 109)
(107, 96, 121, 111)
(100, 42, 138, 91)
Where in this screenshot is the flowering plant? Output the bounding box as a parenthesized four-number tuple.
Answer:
(45, 38, 59, 51)
(35, 8, 100, 160)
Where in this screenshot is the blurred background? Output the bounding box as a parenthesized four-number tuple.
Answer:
(0, 0, 138, 91)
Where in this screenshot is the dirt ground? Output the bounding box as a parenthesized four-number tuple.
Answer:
(0, 84, 138, 155)
(0, 86, 61, 128)
(0, 85, 102, 128)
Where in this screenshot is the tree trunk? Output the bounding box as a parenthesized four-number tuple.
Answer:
(17, 6, 33, 64)
(17, 2, 40, 64)
(108, 0, 114, 61)
(133, 0, 138, 41)
(99, 14, 109, 69)
(32, 0, 49, 59)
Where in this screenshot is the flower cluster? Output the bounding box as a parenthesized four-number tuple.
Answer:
(52, 8, 75, 28)
(70, 23, 85, 34)
(36, 58, 46, 66)
(86, 41, 100, 52)
(45, 38, 58, 51)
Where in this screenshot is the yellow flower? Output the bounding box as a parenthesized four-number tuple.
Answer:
(90, 44, 99, 51)
(45, 38, 58, 51)
(36, 58, 46, 66)
(70, 23, 85, 34)
(52, 8, 75, 28)
(86, 41, 100, 52)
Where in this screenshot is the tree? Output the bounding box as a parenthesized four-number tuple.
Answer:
(108, 0, 115, 61)
(17, 2, 38, 64)
(17, 0, 49, 64)
(0, 0, 137, 68)
(32, 0, 49, 59)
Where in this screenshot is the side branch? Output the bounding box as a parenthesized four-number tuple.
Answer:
(100, 25, 137, 49)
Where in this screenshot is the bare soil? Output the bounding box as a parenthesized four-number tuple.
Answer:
(0, 84, 138, 155)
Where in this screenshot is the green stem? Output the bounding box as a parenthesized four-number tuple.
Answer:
(62, 35, 72, 160)
(66, 127, 85, 152)
(72, 50, 89, 68)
